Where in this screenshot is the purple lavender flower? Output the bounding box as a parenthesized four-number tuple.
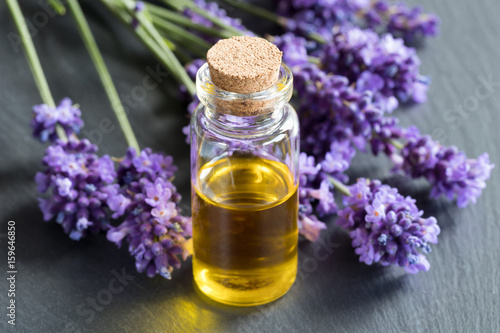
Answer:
(337, 178, 440, 273)
(31, 98, 84, 142)
(144, 178, 172, 207)
(276, 0, 439, 44)
(179, 60, 204, 143)
(107, 148, 191, 279)
(131, 1, 145, 29)
(272, 33, 311, 67)
(297, 153, 326, 241)
(309, 179, 337, 217)
(362, 1, 440, 43)
(299, 214, 327, 242)
(183, 0, 253, 43)
(293, 63, 385, 160)
(294, 63, 492, 208)
(394, 126, 440, 177)
(186, 59, 204, 81)
(276, 0, 355, 41)
(179, 59, 205, 101)
(296, 151, 353, 242)
(320, 26, 429, 108)
(369, 116, 404, 156)
(107, 192, 131, 219)
(181, 94, 201, 144)
(36, 138, 116, 240)
(394, 126, 494, 208)
(321, 140, 356, 175)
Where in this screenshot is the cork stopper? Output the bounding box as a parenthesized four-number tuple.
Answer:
(207, 36, 282, 94)
(204, 37, 283, 116)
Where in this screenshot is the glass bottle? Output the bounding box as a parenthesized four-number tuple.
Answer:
(190, 62, 299, 306)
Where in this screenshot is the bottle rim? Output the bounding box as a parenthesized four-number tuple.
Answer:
(196, 62, 293, 116)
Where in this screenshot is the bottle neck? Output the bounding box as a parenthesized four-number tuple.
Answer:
(196, 63, 293, 118)
(204, 106, 285, 137)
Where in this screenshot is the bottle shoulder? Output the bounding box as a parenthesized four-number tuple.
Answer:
(191, 103, 298, 141)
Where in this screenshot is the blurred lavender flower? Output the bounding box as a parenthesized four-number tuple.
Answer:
(106, 148, 192, 279)
(294, 63, 492, 208)
(178, 60, 204, 143)
(131, 1, 145, 29)
(179, 59, 205, 100)
(321, 26, 429, 109)
(276, 0, 439, 44)
(293, 63, 386, 160)
(36, 138, 116, 240)
(337, 178, 440, 273)
(31, 98, 84, 142)
(183, 0, 253, 43)
(185, 59, 205, 81)
(276, 0, 355, 41)
(297, 149, 355, 242)
(272, 33, 311, 67)
(393, 126, 494, 208)
(298, 153, 327, 241)
(361, 1, 439, 43)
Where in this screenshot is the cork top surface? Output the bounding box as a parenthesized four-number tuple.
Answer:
(206, 36, 283, 94)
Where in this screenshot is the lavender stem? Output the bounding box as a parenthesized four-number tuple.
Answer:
(67, 0, 140, 153)
(6, 0, 67, 142)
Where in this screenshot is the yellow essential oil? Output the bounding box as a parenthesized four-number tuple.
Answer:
(192, 156, 298, 306)
(191, 37, 299, 306)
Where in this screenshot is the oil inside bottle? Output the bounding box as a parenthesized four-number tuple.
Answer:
(192, 155, 298, 306)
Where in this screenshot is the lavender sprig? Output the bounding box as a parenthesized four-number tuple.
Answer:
(360, 1, 440, 43)
(106, 148, 192, 279)
(31, 98, 84, 142)
(274, 27, 428, 110)
(297, 153, 329, 241)
(11, 0, 113, 240)
(36, 137, 116, 240)
(298, 144, 355, 241)
(293, 63, 385, 160)
(131, 1, 145, 29)
(181, 0, 252, 43)
(294, 62, 493, 208)
(321, 25, 430, 110)
(337, 178, 440, 273)
(272, 33, 312, 67)
(391, 126, 494, 208)
(276, 0, 439, 44)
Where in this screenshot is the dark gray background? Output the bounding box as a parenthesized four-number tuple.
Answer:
(1, 0, 499, 332)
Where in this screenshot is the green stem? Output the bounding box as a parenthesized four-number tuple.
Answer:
(218, 0, 280, 24)
(308, 56, 321, 65)
(327, 175, 352, 197)
(161, 0, 246, 36)
(109, 0, 196, 95)
(308, 32, 327, 44)
(217, 0, 328, 47)
(168, 40, 192, 63)
(154, 25, 207, 58)
(8, 0, 55, 107)
(204, 0, 328, 45)
(151, 15, 212, 52)
(388, 138, 405, 150)
(48, 0, 66, 15)
(7, 0, 67, 142)
(67, 0, 140, 153)
(146, 3, 233, 39)
(162, 0, 186, 11)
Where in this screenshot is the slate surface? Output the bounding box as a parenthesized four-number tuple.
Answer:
(1, 0, 499, 332)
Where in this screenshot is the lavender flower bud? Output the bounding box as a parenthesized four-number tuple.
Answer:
(106, 148, 192, 279)
(36, 137, 116, 240)
(337, 178, 440, 273)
